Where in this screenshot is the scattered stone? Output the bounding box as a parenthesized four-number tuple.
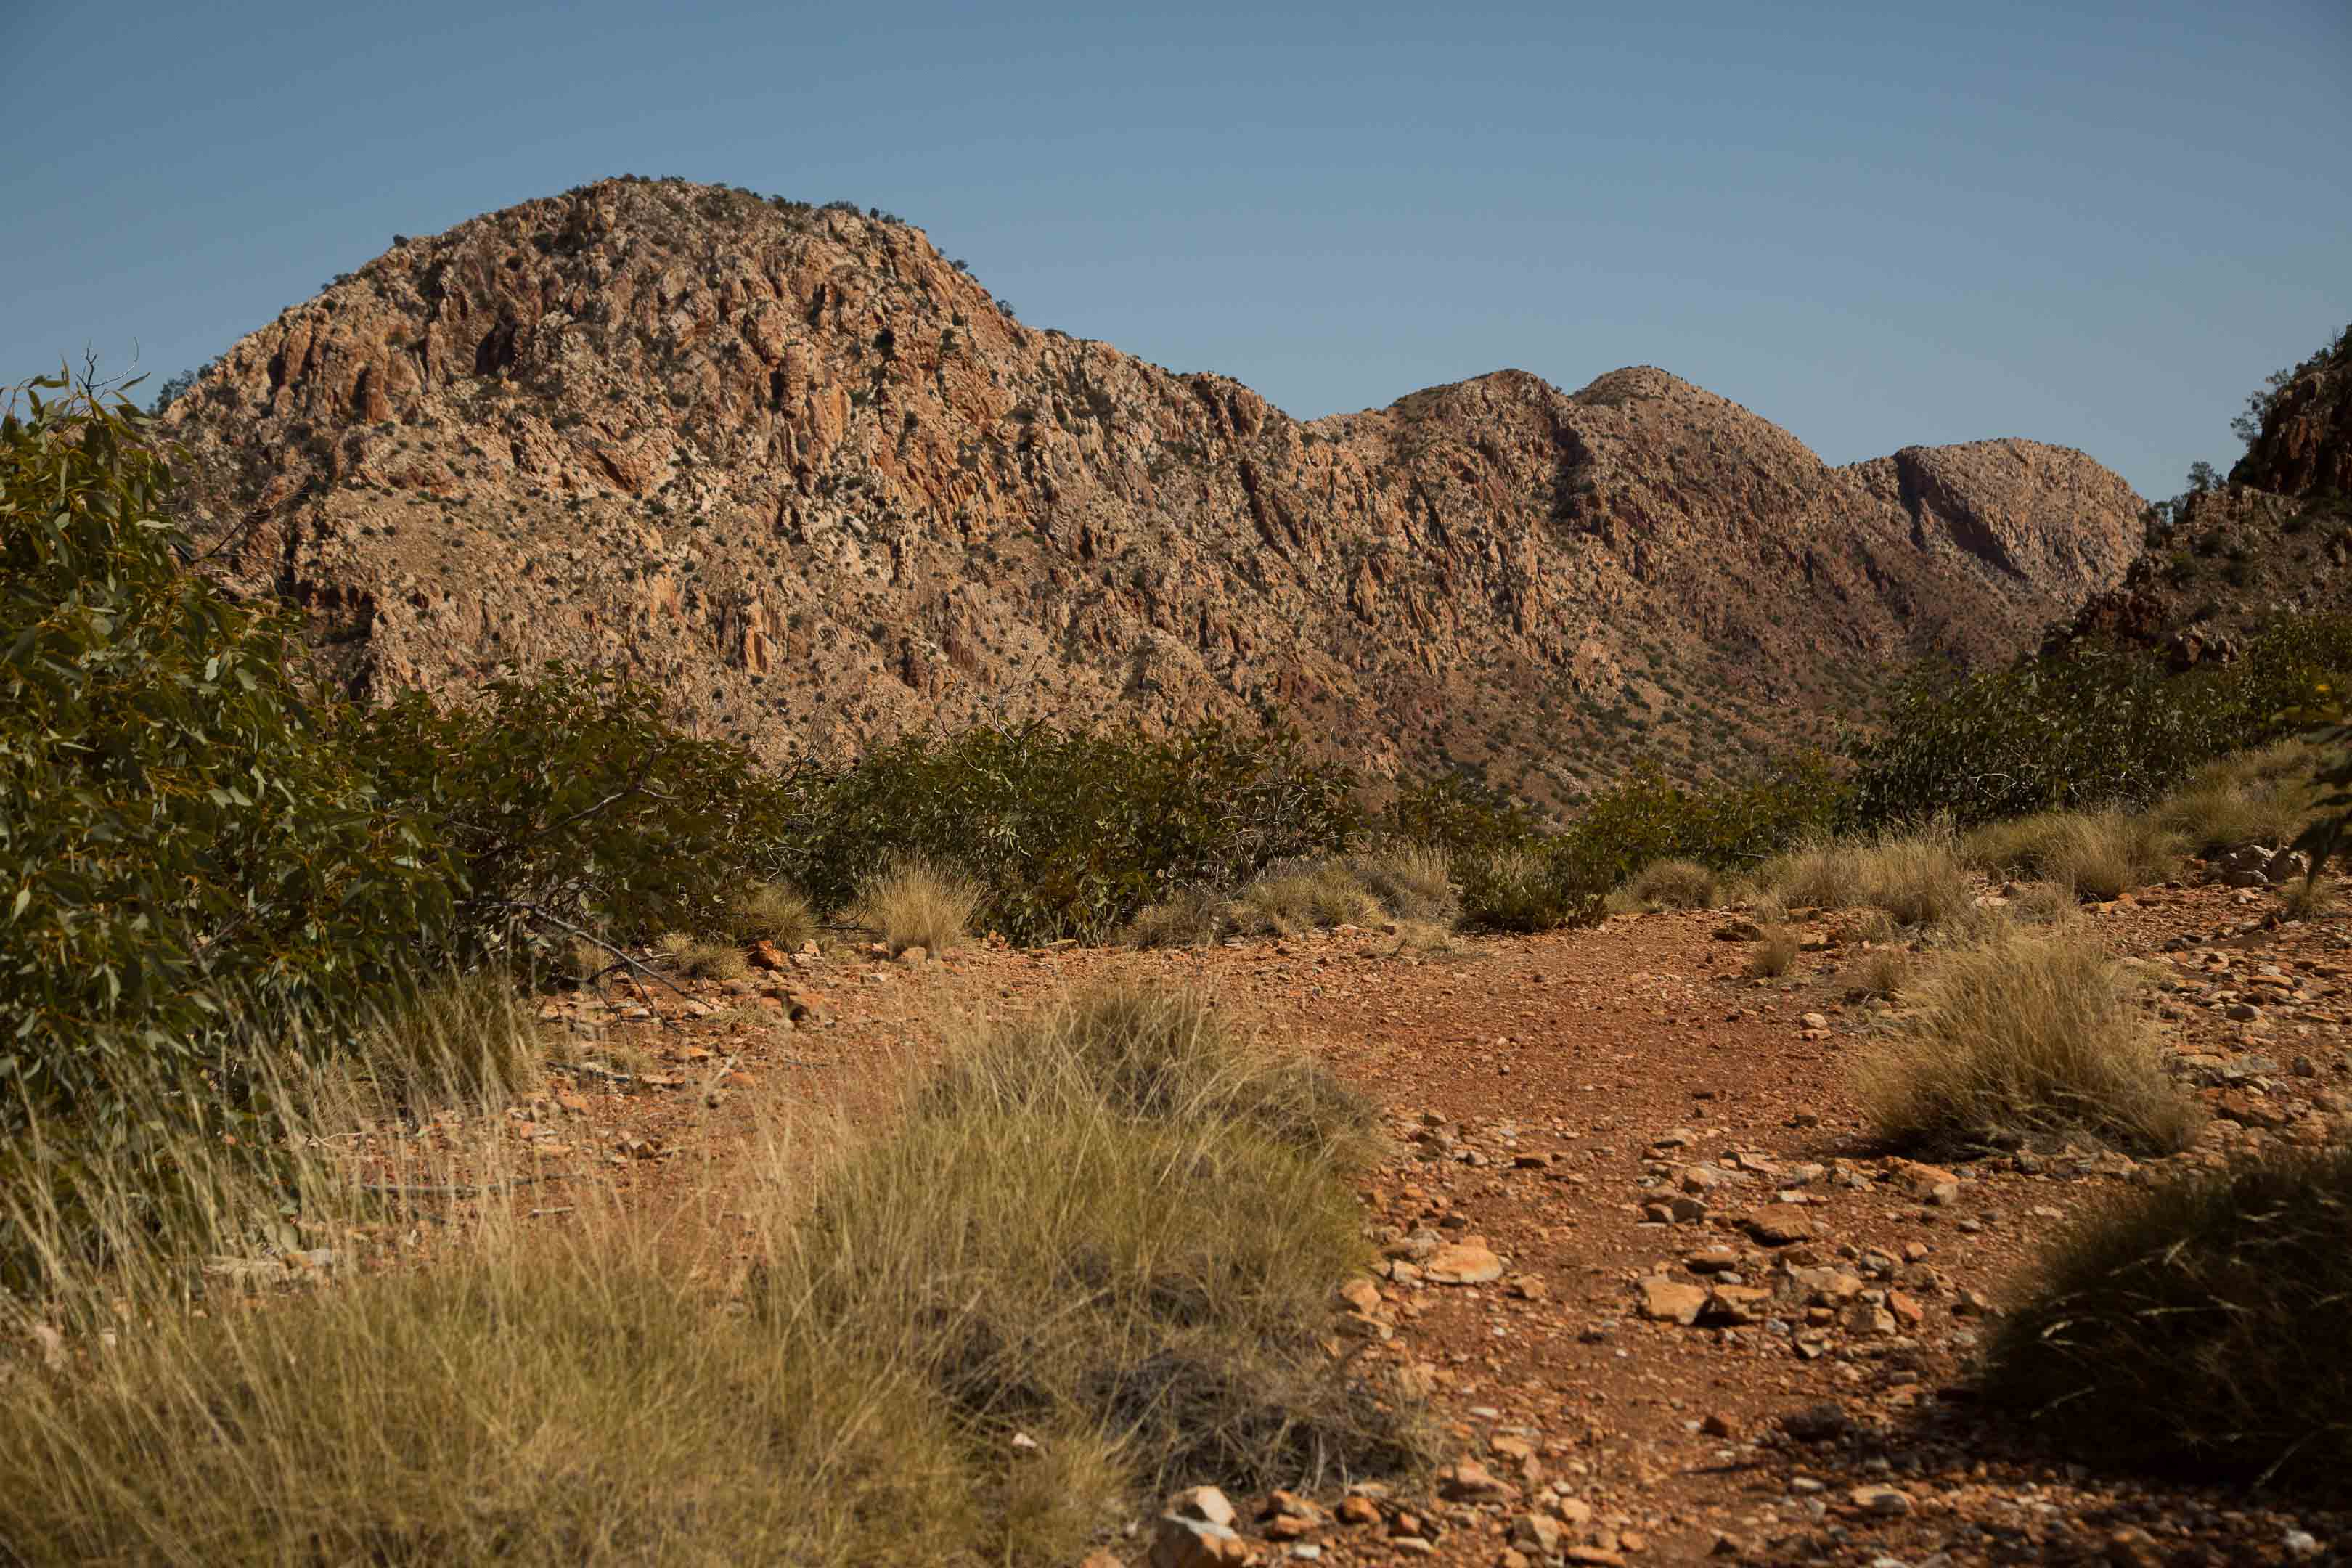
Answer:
(1424, 1238, 1505, 1284)
(1848, 1484, 1913, 1517)
(1437, 1458, 1511, 1500)
(1781, 1402, 1851, 1442)
(1636, 1277, 1710, 1325)
(1744, 1214, 1819, 1246)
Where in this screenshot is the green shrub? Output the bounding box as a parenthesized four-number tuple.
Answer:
(1557, 757, 1846, 888)
(0, 377, 448, 1135)
(341, 669, 798, 958)
(1850, 620, 2352, 830)
(1983, 1148, 2352, 1502)
(784, 723, 1360, 945)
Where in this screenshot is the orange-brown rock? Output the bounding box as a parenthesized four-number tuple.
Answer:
(164, 178, 2148, 799)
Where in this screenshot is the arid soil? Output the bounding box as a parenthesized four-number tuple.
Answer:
(340, 877, 2352, 1568)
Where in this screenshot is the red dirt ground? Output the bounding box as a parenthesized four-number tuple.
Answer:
(359, 881, 2352, 1567)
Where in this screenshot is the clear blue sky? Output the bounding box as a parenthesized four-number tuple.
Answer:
(4, 0, 2345, 499)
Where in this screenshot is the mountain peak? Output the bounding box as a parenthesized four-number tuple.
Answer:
(162, 179, 2147, 802)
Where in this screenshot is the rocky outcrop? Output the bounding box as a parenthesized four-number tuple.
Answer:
(1845, 439, 2144, 598)
(2059, 327, 2352, 665)
(2232, 326, 2351, 500)
(163, 177, 2147, 801)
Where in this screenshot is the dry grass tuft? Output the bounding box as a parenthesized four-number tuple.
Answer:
(0, 983, 1423, 1564)
(1122, 886, 1234, 949)
(1983, 1146, 2352, 1503)
(1745, 926, 1800, 978)
(763, 984, 1420, 1506)
(724, 880, 816, 950)
(1855, 929, 2201, 1156)
(355, 971, 541, 1112)
(2280, 875, 2340, 923)
(854, 857, 983, 955)
(1963, 812, 2179, 901)
(652, 929, 748, 982)
(1852, 946, 1913, 1000)
(1760, 830, 1974, 927)
(0, 1220, 987, 1565)
(1623, 857, 1720, 911)
(2152, 741, 2322, 857)
(1342, 843, 1458, 926)
(1232, 859, 1385, 936)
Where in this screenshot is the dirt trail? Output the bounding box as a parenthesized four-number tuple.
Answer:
(480, 888, 2352, 1567)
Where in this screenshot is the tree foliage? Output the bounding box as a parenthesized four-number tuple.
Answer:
(0, 376, 446, 1132)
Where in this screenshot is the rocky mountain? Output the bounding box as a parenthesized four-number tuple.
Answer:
(2060, 326, 2351, 666)
(163, 177, 2147, 803)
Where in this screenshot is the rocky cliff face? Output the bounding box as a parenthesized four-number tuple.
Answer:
(2059, 327, 2352, 666)
(163, 177, 2146, 801)
(2232, 327, 2352, 501)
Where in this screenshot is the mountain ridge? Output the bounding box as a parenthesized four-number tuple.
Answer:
(161, 176, 2148, 802)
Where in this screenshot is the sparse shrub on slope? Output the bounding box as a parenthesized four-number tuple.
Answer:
(1856, 928, 2200, 1156)
(0, 377, 449, 1135)
(1983, 1147, 2352, 1503)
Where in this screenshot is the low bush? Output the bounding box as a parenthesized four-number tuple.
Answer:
(784, 723, 1360, 946)
(1983, 1148, 2352, 1502)
(1848, 618, 2352, 830)
(854, 857, 982, 954)
(1855, 929, 2201, 1156)
(343, 668, 799, 960)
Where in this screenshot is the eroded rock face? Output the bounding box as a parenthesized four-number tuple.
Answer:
(164, 178, 2146, 800)
(2233, 327, 2352, 501)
